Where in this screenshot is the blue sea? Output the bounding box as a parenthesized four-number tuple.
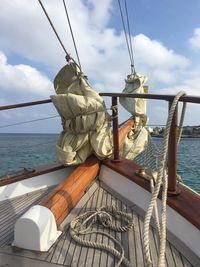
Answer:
(0, 133, 58, 177)
(0, 134, 199, 194)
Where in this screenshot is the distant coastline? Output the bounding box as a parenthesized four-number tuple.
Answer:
(152, 134, 200, 138)
(151, 125, 200, 138)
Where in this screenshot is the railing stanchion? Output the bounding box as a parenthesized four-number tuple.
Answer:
(112, 97, 120, 161)
(168, 102, 180, 196)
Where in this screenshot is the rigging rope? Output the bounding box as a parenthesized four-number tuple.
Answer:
(143, 91, 187, 267)
(37, 0, 81, 69)
(124, 0, 135, 74)
(117, 0, 136, 74)
(0, 115, 59, 129)
(63, 0, 82, 71)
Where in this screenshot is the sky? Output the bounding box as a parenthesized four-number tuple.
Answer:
(0, 0, 200, 133)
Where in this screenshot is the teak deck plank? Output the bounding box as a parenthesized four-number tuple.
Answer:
(127, 206, 137, 266)
(111, 194, 118, 266)
(99, 189, 110, 267)
(165, 240, 176, 267)
(106, 192, 115, 267)
(122, 202, 130, 259)
(182, 256, 193, 267)
(171, 244, 185, 267)
(134, 214, 144, 266)
(0, 186, 55, 247)
(83, 184, 100, 267)
(149, 225, 158, 266)
(0, 182, 195, 267)
(46, 235, 64, 263)
(89, 187, 104, 267)
(75, 186, 97, 267)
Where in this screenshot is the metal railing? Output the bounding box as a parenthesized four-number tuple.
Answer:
(1, 93, 200, 195)
(99, 93, 200, 196)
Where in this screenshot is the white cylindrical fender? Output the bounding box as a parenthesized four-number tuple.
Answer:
(13, 205, 62, 251)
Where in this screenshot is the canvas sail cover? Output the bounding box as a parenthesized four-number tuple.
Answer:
(119, 73, 148, 122)
(51, 63, 112, 165)
(119, 73, 149, 159)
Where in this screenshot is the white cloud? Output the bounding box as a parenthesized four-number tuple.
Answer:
(0, 51, 53, 98)
(134, 34, 189, 69)
(133, 34, 190, 85)
(0, 0, 190, 88)
(0, 0, 199, 129)
(158, 66, 200, 96)
(189, 28, 200, 50)
(87, 0, 113, 29)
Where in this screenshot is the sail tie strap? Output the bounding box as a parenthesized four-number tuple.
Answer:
(70, 205, 134, 267)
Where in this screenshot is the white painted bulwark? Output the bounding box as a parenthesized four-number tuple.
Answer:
(13, 205, 61, 251)
(100, 165, 200, 259)
(0, 167, 74, 201)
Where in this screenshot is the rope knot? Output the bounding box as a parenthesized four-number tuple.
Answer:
(98, 211, 112, 227)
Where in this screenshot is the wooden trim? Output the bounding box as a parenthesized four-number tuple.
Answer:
(103, 159, 200, 230)
(0, 252, 62, 267)
(118, 119, 134, 152)
(0, 163, 65, 187)
(41, 156, 100, 225)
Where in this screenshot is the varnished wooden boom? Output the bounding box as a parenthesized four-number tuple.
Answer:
(41, 119, 133, 225)
(41, 156, 99, 225)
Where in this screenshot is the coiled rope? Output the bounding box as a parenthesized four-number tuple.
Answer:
(70, 205, 134, 267)
(143, 91, 187, 267)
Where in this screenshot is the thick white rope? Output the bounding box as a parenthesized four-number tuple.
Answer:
(143, 91, 187, 267)
(150, 179, 161, 237)
(70, 205, 134, 267)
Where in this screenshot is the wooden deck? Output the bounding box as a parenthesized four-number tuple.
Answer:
(0, 186, 55, 247)
(0, 182, 195, 267)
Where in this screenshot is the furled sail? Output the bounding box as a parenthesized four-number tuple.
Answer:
(51, 63, 112, 165)
(119, 73, 149, 159)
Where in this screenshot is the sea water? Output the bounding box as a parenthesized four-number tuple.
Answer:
(153, 137, 200, 194)
(0, 133, 58, 177)
(0, 133, 199, 194)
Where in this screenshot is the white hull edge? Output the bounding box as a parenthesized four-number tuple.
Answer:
(0, 166, 74, 202)
(99, 164, 200, 260)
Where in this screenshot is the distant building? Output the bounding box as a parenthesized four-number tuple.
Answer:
(148, 127, 153, 133)
(193, 127, 200, 135)
(152, 125, 200, 137)
(152, 127, 164, 136)
(182, 126, 193, 136)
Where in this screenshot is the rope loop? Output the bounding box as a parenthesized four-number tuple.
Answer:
(70, 205, 134, 267)
(111, 105, 118, 112)
(110, 115, 118, 120)
(143, 91, 187, 267)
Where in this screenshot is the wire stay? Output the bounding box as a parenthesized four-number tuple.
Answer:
(37, 0, 81, 69)
(63, 0, 82, 71)
(0, 115, 59, 129)
(117, 0, 136, 74)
